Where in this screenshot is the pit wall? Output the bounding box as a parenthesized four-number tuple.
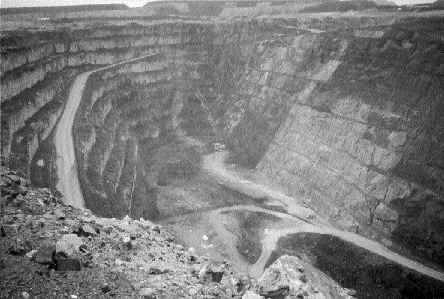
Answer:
(248, 18, 444, 265)
(1, 18, 443, 266)
(70, 21, 259, 219)
(0, 20, 259, 219)
(73, 53, 204, 219)
(0, 21, 216, 182)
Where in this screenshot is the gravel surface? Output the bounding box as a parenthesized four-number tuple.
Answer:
(0, 165, 255, 298)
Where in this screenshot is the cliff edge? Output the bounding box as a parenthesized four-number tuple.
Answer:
(0, 160, 353, 298)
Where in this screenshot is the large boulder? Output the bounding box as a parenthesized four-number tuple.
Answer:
(56, 234, 83, 256)
(198, 263, 226, 283)
(33, 244, 56, 265)
(258, 255, 355, 299)
(373, 202, 399, 234)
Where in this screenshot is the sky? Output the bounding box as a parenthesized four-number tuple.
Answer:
(0, 0, 437, 8)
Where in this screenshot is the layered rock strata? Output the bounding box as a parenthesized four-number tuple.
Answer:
(252, 18, 444, 264)
(1, 17, 443, 266)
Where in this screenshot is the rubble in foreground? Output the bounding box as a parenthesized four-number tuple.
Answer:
(1, 164, 353, 298)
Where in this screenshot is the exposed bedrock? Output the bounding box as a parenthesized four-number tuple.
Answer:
(1, 17, 443, 266)
(251, 18, 444, 265)
(1, 21, 219, 182)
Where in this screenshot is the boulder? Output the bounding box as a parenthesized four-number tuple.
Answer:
(188, 288, 199, 296)
(242, 291, 264, 299)
(148, 267, 170, 275)
(55, 258, 81, 271)
(198, 263, 225, 283)
(101, 284, 111, 294)
(259, 255, 354, 299)
(121, 234, 132, 249)
(139, 287, 156, 299)
(220, 273, 251, 296)
(259, 284, 289, 298)
(78, 224, 98, 237)
(33, 245, 56, 265)
(56, 234, 83, 256)
(374, 203, 398, 222)
(8, 242, 26, 256)
(1, 224, 18, 237)
(54, 210, 66, 220)
(373, 203, 399, 234)
(26, 250, 38, 259)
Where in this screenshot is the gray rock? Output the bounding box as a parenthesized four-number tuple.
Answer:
(374, 202, 398, 222)
(101, 284, 111, 294)
(347, 289, 357, 296)
(33, 245, 56, 265)
(115, 259, 124, 266)
(56, 234, 83, 256)
(80, 216, 93, 223)
(198, 263, 225, 283)
(259, 285, 289, 298)
(54, 210, 66, 220)
(139, 287, 156, 299)
(55, 258, 81, 271)
(1, 224, 18, 237)
(149, 266, 169, 275)
(210, 265, 225, 283)
(8, 174, 22, 184)
(242, 291, 264, 299)
(26, 250, 38, 259)
(80, 224, 98, 237)
(8, 242, 26, 256)
(153, 225, 161, 234)
(188, 287, 199, 296)
(63, 219, 78, 228)
(122, 234, 132, 249)
(259, 255, 353, 299)
(23, 240, 33, 252)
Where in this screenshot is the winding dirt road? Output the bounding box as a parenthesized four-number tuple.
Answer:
(203, 151, 444, 282)
(54, 55, 444, 283)
(203, 151, 321, 222)
(55, 54, 158, 209)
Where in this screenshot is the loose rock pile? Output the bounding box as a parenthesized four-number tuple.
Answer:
(1, 165, 354, 298)
(0, 165, 254, 298)
(258, 256, 355, 299)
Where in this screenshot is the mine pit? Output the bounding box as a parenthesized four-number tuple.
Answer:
(1, 2, 444, 298)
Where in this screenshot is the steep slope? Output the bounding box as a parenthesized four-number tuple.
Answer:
(1, 16, 443, 270)
(1, 164, 357, 299)
(252, 18, 444, 265)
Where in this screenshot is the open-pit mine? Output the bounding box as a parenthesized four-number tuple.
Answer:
(1, 1, 444, 298)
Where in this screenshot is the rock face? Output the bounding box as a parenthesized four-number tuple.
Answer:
(252, 18, 444, 265)
(258, 255, 353, 299)
(271, 232, 444, 298)
(1, 16, 443, 266)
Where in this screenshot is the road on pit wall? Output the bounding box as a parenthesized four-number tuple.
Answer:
(55, 55, 444, 282)
(55, 54, 158, 209)
(203, 151, 444, 282)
